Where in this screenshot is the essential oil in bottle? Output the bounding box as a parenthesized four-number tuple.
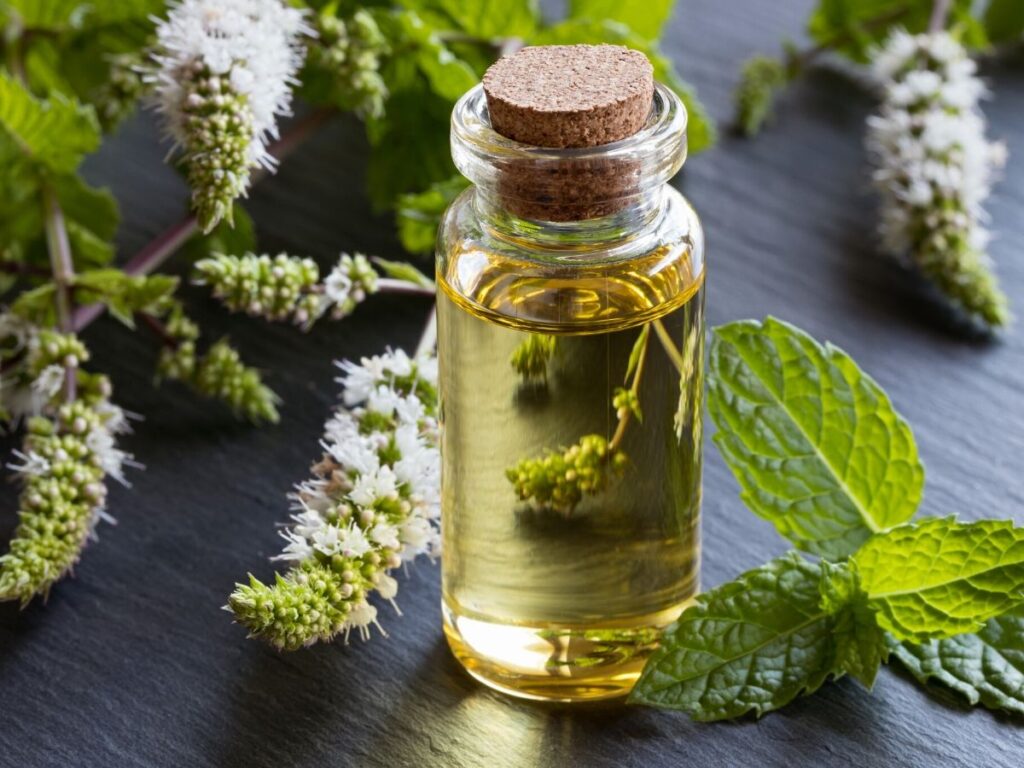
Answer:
(437, 45, 705, 703)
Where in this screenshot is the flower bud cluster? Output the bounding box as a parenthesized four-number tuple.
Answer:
(309, 8, 389, 119)
(867, 30, 1009, 327)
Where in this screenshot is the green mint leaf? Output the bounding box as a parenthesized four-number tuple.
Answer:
(393, 11, 478, 102)
(984, 0, 1024, 44)
(371, 257, 435, 289)
(366, 88, 456, 208)
(65, 219, 114, 268)
(569, 0, 675, 41)
(708, 317, 923, 559)
(820, 560, 887, 688)
(4, 0, 163, 29)
(74, 270, 179, 327)
(52, 173, 118, 242)
(10, 283, 58, 325)
(3, 0, 91, 31)
(0, 71, 100, 174)
(404, 0, 538, 39)
(629, 553, 842, 720)
(528, 19, 715, 153)
(396, 175, 469, 255)
(888, 607, 1024, 716)
(855, 517, 1024, 642)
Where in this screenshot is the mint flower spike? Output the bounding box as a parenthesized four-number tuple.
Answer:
(0, 330, 134, 605)
(228, 348, 440, 649)
(310, 7, 389, 120)
(194, 339, 280, 424)
(194, 252, 321, 325)
(867, 30, 1010, 328)
(150, 0, 313, 233)
(195, 251, 382, 329)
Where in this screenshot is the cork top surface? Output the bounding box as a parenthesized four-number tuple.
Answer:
(482, 44, 654, 148)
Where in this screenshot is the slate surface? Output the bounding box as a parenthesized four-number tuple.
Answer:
(2, 1, 1023, 766)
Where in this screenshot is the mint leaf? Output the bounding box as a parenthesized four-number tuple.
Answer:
(394, 11, 478, 102)
(855, 517, 1024, 642)
(372, 257, 435, 289)
(53, 172, 119, 242)
(708, 317, 923, 559)
(985, 0, 1024, 44)
(403, 0, 538, 39)
(820, 560, 887, 688)
(888, 607, 1024, 716)
(74, 270, 179, 327)
(4, 0, 162, 29)
(396, 175, 468, 254)
(0, 71, 100, 174)
(569, 0, 675, 40)
(366, 88, 456, 208)
(529, 19, 715, 153)
(629, 553, 843, 720)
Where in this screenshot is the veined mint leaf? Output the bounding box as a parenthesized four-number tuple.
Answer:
(396, 175, 468, 254)
(0, 71, 100, 174)
(629, 553, 842, 720)
(528, 19, 715, 153)
(888, 607, 1024, 716)
(569, 0, 675, 40)
(708, 317, 923, 559)
(855, 517, 1024, 642)
(820, 560, 887, 688)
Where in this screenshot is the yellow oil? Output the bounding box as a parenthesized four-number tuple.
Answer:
(437, 241, 704, 702)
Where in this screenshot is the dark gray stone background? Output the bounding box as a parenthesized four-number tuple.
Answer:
(2, 1, 1023, 765)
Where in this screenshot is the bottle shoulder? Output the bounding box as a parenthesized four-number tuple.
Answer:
(437, 188, 704, 334)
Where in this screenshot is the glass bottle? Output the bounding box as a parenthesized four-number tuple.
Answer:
(436, 80, 705, 702)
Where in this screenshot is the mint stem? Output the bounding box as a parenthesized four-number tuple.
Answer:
(41, 185, 77, 400)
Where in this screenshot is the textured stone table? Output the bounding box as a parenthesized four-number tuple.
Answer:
(2, 1, 1023, 765)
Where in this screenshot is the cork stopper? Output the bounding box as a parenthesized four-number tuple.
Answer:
(483, 45, 654, 149)
(479, 45, 656, 221)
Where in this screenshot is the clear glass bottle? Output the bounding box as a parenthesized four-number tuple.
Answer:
(437, 82, 705, 702)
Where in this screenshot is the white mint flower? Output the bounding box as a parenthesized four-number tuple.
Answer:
(239, 347, 439, 648)
(8, 450, 50, 478)
(31, 364, 65, 402)
(151, 0, 313, 231)
(866, 30, 1009, 327)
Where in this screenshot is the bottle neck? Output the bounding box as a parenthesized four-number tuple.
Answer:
(472, 186, 668, 250)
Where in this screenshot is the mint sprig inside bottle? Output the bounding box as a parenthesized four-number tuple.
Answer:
(436, 44, 705, 702)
